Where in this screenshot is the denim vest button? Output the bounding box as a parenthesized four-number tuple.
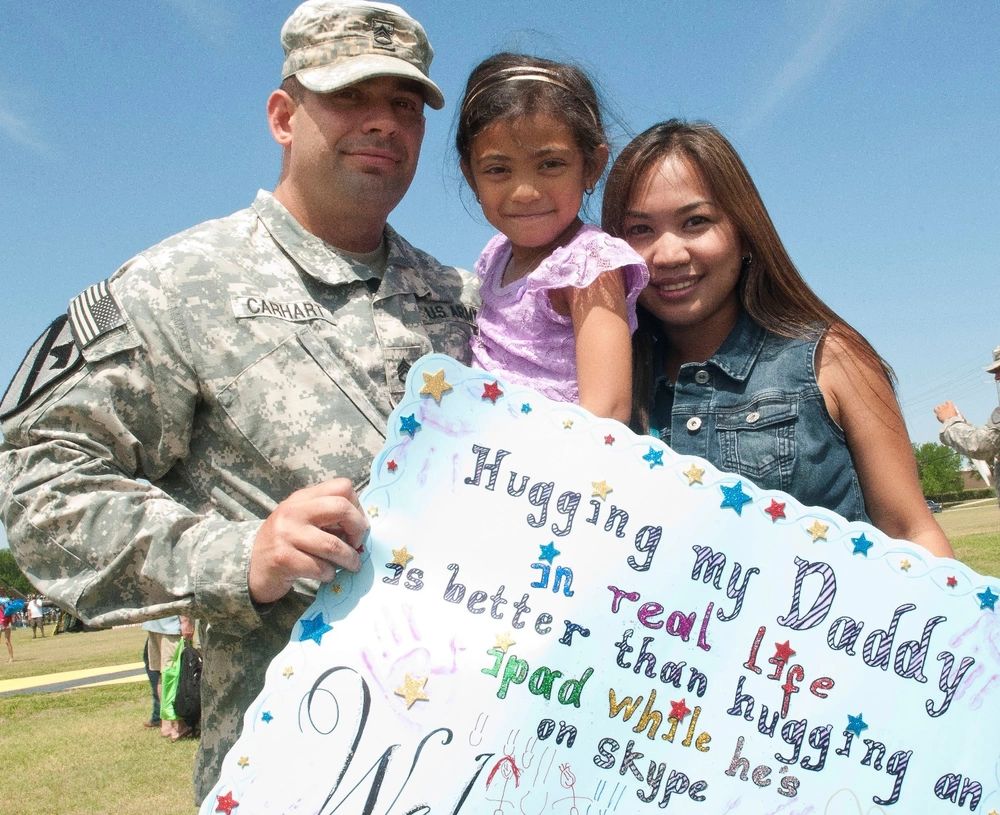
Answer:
(686, 416, 703, 432)
(746, 411, 760, 423)
(694, 369, 710, 384)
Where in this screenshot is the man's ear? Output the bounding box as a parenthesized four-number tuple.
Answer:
(586, 143, 610, 189)
(267, 89, 296, 148)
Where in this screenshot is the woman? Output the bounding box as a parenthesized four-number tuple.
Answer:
(602, 120, 951, 556)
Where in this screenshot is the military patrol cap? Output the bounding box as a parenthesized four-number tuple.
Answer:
(986, 347, 1000, 374)
(281, 0, 444, 110)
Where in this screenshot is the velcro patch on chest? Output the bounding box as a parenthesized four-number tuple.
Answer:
(231, 296, 333, 324)
(1, 314, 82, 419)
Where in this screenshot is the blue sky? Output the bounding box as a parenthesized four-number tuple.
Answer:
(1, 1, 998, 549)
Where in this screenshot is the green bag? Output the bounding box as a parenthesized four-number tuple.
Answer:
(160, 638, 185, 721)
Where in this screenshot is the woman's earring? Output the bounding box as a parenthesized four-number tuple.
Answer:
(741, 252, 753, 271)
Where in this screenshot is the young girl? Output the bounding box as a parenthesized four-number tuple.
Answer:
(457, 53, 648, 423)
(602, 120, 952, 556)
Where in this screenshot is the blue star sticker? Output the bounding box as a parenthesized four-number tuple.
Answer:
(538, 541, 561, 563)
(977, 587, 998, 611)
(261, 710, 273, 723)
(399, 414, 421, 437)
(521, 402, 532, 414)
(719, 481, 752, 515)
(845, 713, 868, 737)
(299, 612, 332, 645)
(642, 447, 664, 469)
(852, 534, 874, 557)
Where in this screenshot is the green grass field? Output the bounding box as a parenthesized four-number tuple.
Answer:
(1, 503, 997, 815)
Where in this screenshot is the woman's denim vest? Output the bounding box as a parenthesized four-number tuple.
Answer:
(647, 312, 870, 523)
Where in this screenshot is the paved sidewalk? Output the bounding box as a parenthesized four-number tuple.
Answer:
(0, 662, 145, 697)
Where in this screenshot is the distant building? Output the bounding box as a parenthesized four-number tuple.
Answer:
(960, 467, 988, 492)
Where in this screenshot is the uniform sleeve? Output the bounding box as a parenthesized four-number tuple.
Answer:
(939, 410, 1000, 461)
(0, 262, 264, 634)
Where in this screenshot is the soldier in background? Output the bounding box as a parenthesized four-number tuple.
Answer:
(934, 349, 1000, 508)
(0, 0, 476, 801)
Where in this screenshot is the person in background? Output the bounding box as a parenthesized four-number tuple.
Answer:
(0, 0, 476, 801)
(27, 595, 45, 638)
(142, 616, 184, 739)
(935, 351, 1000, 508)
(0, 601, 13, 663)
(602, 119, 952, 557)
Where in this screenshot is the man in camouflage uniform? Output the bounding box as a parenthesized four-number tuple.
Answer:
(0, 0, 476, 802)
(934, 352, 1000, 508)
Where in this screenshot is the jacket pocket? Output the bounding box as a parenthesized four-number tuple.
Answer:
(216, 328, 386, 488)
(717, 396, 798, 488)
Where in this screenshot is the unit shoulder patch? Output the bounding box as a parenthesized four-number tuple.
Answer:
(0, 314, 83, 419)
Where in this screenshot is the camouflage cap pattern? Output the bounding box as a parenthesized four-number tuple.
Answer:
(281, 0, 444, 109)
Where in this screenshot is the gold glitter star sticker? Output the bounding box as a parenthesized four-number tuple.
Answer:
(392, 547, 414, 567)
(494, 632, 516, 653)
(683, 463, 705, 485)
(282, 665, 294, 678)
(900, 559, 912, 572)
(394, 673, 429, 708)
(806, 520, 829, 542)
(562, 418, 574, 429)
(367, 505, 379, 518)
(420, 369, 452, 403)
(591, 480, 613, 501)
(237, 756, 250, 768)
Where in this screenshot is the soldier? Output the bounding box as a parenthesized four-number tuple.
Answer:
(0, 0, 477, 802)
(935, 350, 1000, 508)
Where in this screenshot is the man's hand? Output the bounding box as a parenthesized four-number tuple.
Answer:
(249, 478, 368, 605)
(934, 401, 960, 423)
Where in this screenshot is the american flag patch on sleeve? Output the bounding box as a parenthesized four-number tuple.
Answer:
(68, 280, 126, 347)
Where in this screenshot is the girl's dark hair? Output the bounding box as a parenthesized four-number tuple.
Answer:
(456, 52, 607, 178)
(601, 119, 896, 430)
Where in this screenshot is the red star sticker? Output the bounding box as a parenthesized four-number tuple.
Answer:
(773, 641, 796, 662)
(669, 698, 691, 721)
(764, 499, 786, 522)
(946, 576, 957, 587)
(482, 381, 503, 403)
(387, 460, 398, 472)
(604, 434, 615, 445)
(215, 791, 240, 814)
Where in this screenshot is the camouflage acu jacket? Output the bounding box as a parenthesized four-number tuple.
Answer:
(0, 191, 478, 800)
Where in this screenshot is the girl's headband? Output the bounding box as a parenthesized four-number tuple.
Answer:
(461, 66, 600, 128)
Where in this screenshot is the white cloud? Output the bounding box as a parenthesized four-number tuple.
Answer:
(163, 0, 238, 46)
(0, 101, 48, 153)
(742, 0, 874, 131)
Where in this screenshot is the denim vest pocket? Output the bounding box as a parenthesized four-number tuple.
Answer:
(717, 395, 798, 488)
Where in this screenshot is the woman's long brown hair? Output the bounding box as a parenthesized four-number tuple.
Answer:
(601, 120, 895, 430)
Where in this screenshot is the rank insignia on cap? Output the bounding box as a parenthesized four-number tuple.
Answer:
(372, 19, 395, 49)
(68, 279, 125, 347)
(0, 314, 82, 419)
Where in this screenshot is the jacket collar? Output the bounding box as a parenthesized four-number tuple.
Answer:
(654, 309, 767, 384)
(251, 190, 435, 297)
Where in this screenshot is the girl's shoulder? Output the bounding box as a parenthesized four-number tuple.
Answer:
(532, 224, 648, 292)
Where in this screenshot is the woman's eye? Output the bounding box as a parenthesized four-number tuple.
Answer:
(623, 223, 651, 238)
(540, 159, 567, 171)
(685, 215, 710, 228)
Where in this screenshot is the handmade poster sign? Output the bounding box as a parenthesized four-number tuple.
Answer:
(201, 354, 999, 815)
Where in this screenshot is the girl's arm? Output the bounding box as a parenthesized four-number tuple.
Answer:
(816, 329, 953, 558)
(551, 269, 632, 423)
